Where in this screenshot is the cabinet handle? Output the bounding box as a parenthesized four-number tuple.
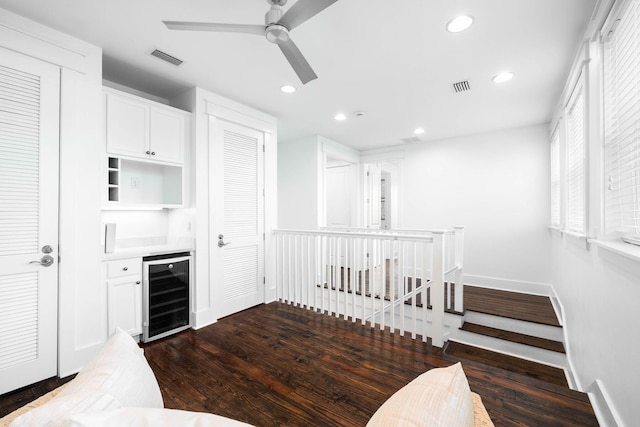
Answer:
(146, 150, 151, 155)
(151, 152, 156, 156)
(123, 266, 128, 271)
(136, 281, 141, 285)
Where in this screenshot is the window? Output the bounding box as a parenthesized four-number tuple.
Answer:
(550, 130, 561, 227)
(565, 75, 586, 234)
(604, 0, 640, 241)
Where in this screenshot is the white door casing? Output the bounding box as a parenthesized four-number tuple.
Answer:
(210, 117, 265, 319)
(0, 48, 60, 394)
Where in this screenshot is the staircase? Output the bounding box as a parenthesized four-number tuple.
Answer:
(446, 285, 571, 385)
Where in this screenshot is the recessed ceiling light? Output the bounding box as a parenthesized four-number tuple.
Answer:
(414, 128, 425, 135)
(280, 85, 296, 93)
(447, 15, 474, 33)
(492, 72, 515, 83)
(334, 113, 347, 121)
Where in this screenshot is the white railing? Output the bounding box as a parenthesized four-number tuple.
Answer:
(273, 227, 464, 347)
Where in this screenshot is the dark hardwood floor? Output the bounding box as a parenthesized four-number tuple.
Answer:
(464, 285, 562, 326)
(0, 302, 597, 426)
(460, 322, 566, 353)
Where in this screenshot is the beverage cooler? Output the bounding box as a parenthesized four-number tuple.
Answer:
(142, 252, 192, 342)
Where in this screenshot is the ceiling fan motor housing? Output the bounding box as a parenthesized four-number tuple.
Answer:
(265, 4, 284, 25)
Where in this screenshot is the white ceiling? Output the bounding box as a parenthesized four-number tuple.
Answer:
(0, 0, 597, 151)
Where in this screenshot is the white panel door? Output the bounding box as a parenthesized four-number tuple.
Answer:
(0, 48, 60, 394)
(210, 118, 264, 319)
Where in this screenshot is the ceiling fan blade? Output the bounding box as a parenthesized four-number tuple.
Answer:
(277, 0, 339, 31)
(277, 37, 318, 84)
(163, 21, 266, 35)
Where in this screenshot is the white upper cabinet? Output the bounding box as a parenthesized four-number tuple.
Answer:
(105, 88, 188, 164)
(150, 108, 185, 163)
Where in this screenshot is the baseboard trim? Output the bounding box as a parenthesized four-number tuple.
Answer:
(464, 275, 553, 296)
(193, 309, 217, 330)
(588, 379, 622, 427)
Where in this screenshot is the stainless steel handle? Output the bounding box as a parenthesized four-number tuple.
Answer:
(29, 255, 54, 267)
(218, 234, 231, 248)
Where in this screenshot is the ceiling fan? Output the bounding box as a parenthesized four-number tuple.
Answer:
(163, 0, 339, 85)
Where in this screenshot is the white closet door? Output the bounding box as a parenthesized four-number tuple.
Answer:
(0, 48, 60, 394)
(210, 118, 264, 319)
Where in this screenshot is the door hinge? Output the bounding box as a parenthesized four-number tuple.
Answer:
(262, 144, 265, 152)
(263, 277, 266, 284)
(263, 232, 265, 240)
(366, 171, 370, 176)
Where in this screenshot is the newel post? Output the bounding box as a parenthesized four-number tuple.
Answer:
(453, 226, 465, 312)
(430, 231, 445, 347)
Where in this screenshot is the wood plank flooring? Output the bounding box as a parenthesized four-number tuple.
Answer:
(0, 375, 74, 418)
(444, 341, 568, 387)
(0, 302, 597, 426)
(464, 286, 562, 326)
(460, 322, 566, 353)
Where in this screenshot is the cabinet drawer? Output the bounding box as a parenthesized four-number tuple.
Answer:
(106, 258, 141, 279)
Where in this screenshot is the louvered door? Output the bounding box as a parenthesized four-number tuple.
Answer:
(0, 48, 60, 394)
(210, 118, 264, 319)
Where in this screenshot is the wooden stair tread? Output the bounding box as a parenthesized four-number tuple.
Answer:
(464, 286, 561, 327)
(445, 341, 568, 387)
(461, 322, 565, 353)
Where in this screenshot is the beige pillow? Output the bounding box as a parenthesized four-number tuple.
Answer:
(62, 408, 255, 427)
(10, 329, 163, 427)
(366, 362, 474, 427)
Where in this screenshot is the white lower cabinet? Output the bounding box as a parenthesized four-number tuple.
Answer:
(106, 258, 142, 337)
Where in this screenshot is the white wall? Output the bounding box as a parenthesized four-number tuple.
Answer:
(552, 237, 639, 425)
(400, 124, 552, 287)
(278, 137, 321, 229)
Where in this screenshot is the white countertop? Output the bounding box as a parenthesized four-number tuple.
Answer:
(102, 238, 194, 261)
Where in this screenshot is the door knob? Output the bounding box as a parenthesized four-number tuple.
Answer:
(29, 255, 54, 267)
(218, 234, 231, 248)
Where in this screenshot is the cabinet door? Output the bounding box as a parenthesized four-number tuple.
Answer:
(149, 108, 185, 164)
(106, 93, 149, 159)
(107, 276, 142, 336)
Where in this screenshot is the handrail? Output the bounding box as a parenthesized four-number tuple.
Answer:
(276, 228, 437, 242)
(273, 227, 465, 347)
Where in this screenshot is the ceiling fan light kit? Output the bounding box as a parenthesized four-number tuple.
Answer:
(163, 0, 339, 85)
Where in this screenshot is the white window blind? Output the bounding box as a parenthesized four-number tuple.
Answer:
(604, 0, 640, 239)
(550, 130, 561, 227)
(565, 76, 586, 234)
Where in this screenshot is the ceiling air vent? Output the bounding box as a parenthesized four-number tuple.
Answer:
(450, 80, 471, 93)
(150, 49, 183, 66)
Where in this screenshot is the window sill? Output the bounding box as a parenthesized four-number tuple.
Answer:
(562, 230, 588, 241)
(589, 238, 640, 263)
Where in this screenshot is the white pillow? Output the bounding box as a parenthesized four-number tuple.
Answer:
(11, 328, 163, 427)
(366, 362, 474, 427)
(62, 408, 256, 427)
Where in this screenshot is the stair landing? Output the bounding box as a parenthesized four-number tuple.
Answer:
(464, 285, 561, 327)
